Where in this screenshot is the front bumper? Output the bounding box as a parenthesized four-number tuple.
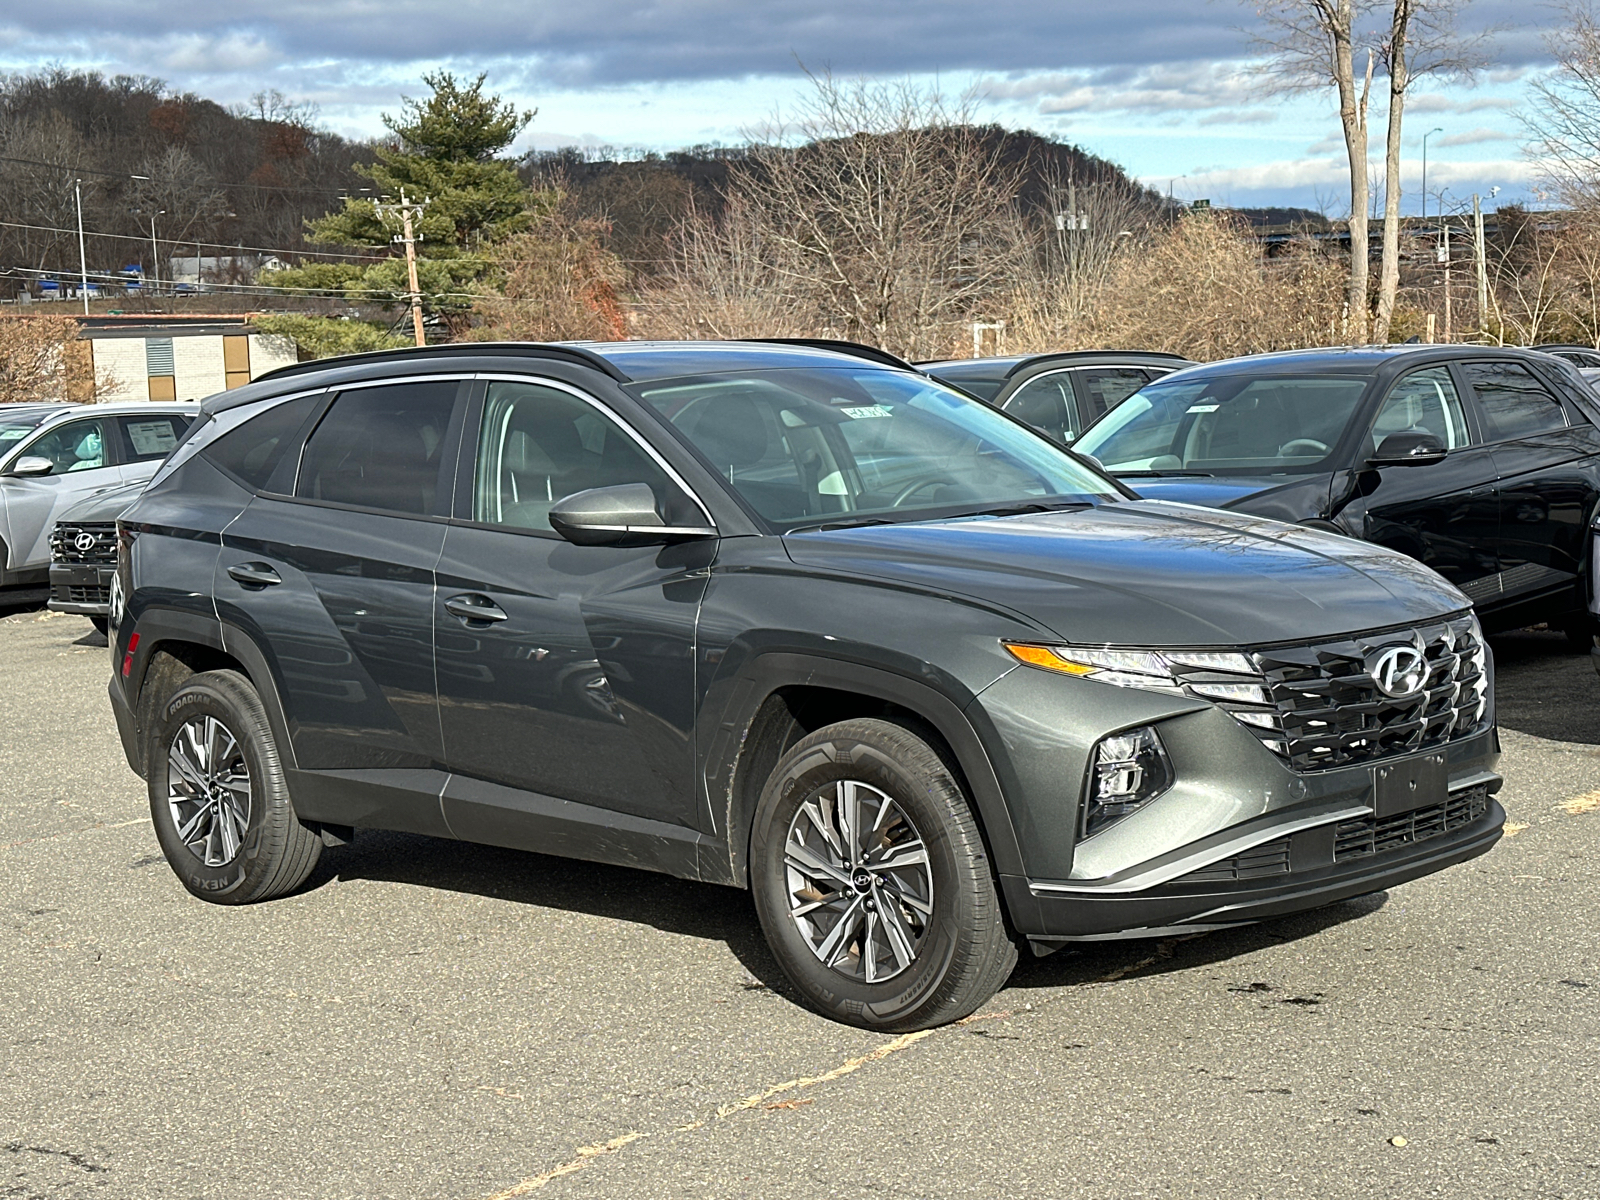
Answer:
(48, 562, 115, 615)
(1003, 785, 1503, 943)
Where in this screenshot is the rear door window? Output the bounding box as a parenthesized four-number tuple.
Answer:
(116, 414, 193, 463)
(1073, 367, 1154, 423)
(297, 382, 460, 515)
(1462, 361, 1568, 440)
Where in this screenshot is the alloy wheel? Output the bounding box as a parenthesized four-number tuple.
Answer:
(166, 715, 252, 867)
(784, 779, 934, 983)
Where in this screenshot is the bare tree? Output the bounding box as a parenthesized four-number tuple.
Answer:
(1250, 1, 1377, 342)
(1525, 3, 1600, 207)
(640, 72, 1027, 359)
(1370, 0, 1492, 342)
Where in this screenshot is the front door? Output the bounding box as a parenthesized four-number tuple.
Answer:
(1343, 364, 1502, 600)
(215, 379, 464, 833)
(3, 416, 118, 573)
(434, 378, 713, 839)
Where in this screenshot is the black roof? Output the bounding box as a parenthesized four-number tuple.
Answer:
(1152, 344, 1563, 379)
(248, 339, 921, 398)
(920, 350, 1194, 380)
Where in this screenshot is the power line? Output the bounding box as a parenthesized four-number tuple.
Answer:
(0, 217, 390, 262)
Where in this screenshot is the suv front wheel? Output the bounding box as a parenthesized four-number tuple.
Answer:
(147, 670, 322, 904)
(750, 718, 1017, 1031)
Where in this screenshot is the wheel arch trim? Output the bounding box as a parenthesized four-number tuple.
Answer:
(710, 651, 1024, 889)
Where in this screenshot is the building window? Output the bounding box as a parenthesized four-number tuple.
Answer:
(146, 337, 176, 401)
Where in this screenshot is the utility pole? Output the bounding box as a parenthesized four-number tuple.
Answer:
(1473, 194, 1489, 342)
(74, 179, 89, 315)
(1440, 224, 1452, 343)
(377, 189, 427, 347)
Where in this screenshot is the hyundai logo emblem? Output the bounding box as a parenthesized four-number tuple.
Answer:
(74, 532, 97, 552)
(1368, 644, 1428, 698)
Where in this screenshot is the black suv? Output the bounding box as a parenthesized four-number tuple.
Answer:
(108, 341, 1503, 1030)
(920, 351, 1194, 447)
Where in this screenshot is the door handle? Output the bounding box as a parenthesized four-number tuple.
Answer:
(227, 562, 282, 588)
(445, 593, 508, 623)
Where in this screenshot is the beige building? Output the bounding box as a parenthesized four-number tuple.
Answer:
(81, 321, 297, 403)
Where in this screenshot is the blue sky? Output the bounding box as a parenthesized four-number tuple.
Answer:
(0, 1, 1560, 215)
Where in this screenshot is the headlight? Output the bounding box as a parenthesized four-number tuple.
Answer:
(1003, 642, 1257, 690)
(1086, 725, 1173, 837)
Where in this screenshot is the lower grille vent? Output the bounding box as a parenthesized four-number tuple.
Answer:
(1334, 785, 1490, 861)
(1176, 837, 1291, 885)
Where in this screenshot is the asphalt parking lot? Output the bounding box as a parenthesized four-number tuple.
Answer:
(2, 605, 1597, 1200)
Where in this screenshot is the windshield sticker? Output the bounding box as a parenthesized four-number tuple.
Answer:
(838, 405, 892, 419)
(1186, 404, 1220, 413)
(127, 420, 179, 455)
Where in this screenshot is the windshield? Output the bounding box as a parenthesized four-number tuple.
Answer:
(1075, 373, 1372, 475)
(631, 367, 1120, 530)
(920, 364, 1007, 402)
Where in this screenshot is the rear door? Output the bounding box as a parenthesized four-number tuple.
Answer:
(1069, 366, 1164, 428)
(1463, 359, 1600, 608)
(215, 378, 466, 834)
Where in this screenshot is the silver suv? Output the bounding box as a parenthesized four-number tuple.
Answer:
(0, 402, 197, 591)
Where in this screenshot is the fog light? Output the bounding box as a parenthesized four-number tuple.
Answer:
(1085, 725, 1173, 838)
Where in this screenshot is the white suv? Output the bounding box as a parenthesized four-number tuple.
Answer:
(0, 402, 198, 590)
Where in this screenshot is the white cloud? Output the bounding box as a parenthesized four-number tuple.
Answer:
(1437, 127, 1513, 147)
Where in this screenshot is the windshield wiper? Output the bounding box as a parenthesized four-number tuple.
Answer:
(942, 501, 1093, 520)
(1113, 469, 1214, 478)
(786, 517, 899, 534)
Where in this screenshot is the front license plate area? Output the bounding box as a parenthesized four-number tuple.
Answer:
(1374, 752, 1448, 818)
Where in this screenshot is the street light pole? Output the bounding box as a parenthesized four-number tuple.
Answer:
(1421, 127, 1444, 223)
(148, 212, 164, 297)
(74, 178, 90, 316)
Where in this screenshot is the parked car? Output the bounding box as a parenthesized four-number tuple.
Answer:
(1534, 344, 1600, 369)
(1, 402, 197, 592)
(920, 351, 1195, 446)
(1074, 345, 1600, 640)
(109, 340, 1502, 1031)
(48, 477, 147, 632)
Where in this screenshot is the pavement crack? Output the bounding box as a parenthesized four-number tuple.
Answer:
(1, 1141, 108, 1174)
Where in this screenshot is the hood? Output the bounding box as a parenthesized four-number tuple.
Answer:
(781, 500, 1468, 647)
(1121, 475, 1292, 509)
(57, 478, 148, 524)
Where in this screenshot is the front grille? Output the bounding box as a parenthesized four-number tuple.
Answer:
(1174, 837, 1291, 885)
(1333, 784, 1491, 861)
(64, 584, 110, 605)
(1168, 614, 1490, 773)
(50, 522, 117, 566)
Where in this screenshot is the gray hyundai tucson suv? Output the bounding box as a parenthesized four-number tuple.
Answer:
(106, 341, 1503, 1030)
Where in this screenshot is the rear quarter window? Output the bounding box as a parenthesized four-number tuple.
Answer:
(201, 395, 321, 491)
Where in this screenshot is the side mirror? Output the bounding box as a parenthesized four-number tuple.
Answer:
(1370, 431, 1447, 467)
(9, 455, 54, 477)
(549, 483, 717, 547)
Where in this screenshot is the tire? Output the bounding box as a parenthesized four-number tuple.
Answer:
(89, 615, 109, 636)
(147, 669, 321, 904)
(750, 718, 1017, 1031)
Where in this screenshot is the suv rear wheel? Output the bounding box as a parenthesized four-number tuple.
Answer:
(147, 669, 321, 903)
(750, 718, 1017, 1031)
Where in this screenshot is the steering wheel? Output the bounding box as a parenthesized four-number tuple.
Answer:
(891, 474, 960, 506)
(1279, 438, 1329, 457)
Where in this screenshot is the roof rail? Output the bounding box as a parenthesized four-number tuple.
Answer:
(737, 338, 921, 373)
(251, 341, 632, 385)
(1002, 349, 1193, 377)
